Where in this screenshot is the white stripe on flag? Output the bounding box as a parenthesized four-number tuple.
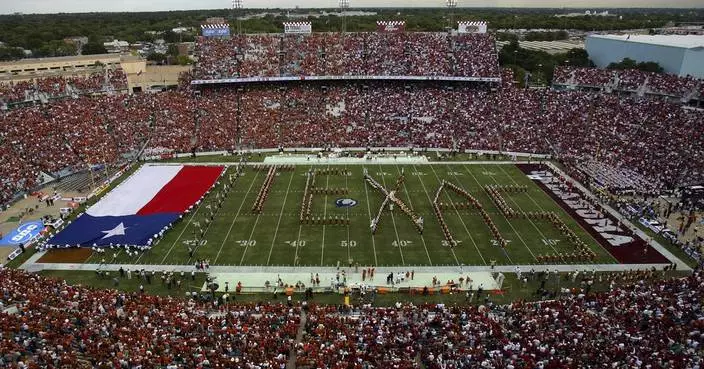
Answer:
(86, 165, 183, 217)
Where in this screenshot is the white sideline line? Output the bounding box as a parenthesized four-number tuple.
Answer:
(29, 262, 672, 274)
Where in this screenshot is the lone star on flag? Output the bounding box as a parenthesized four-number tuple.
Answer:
(101, 222, 128, 240)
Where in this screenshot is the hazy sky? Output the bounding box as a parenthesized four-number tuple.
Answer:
(1, 0, 702, 14)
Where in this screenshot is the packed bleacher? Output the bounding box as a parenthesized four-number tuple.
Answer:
(193, 33, 500, 80)
(553, 66, 701, 98)
(2, 82, 704, 206)
(0, 69, 128, 105)
(0, 93, 151, 205)
(0, 268, 299, 368)
(1, 267, 702, 368)
(303, 269, 703, 369)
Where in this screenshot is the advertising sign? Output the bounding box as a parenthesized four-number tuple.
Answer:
(376, 21, 406, 33)
(0, 220, 44, 246)
(201, 24, 231, 37)
(458, 21, 488, 34)
(283, 22, 312, 34)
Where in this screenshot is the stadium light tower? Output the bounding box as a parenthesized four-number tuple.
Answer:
(339, 0, 350, 34)
(233, 0, 243, 35)
(446, 0, 457, 31)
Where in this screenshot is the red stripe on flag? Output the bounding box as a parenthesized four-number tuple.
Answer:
(137, 166, 223, 215)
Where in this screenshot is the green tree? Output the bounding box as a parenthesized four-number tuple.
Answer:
(175, 55, 193, 65)
(0, 46, 25, 61)
(607, 58, 638, 70)
(636, 61, 664, 73)
(36, 40, 77, 57)
(83, 41, 107, 55)
(564, 48, 593, 68)
(147, 52, 167, 63)
(167, 44, 179, 57)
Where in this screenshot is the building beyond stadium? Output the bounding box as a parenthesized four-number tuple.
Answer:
(586, 34, 704, 78)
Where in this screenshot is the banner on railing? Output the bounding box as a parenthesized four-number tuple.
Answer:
(377, 21, 406, 33)
(191, 75, 501, 84)
(458, 21, 487, 34)
(283, 22, 312, 34)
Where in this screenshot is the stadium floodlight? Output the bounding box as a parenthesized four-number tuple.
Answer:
(446, 0, 457, 31)
(233, 0, 243, 35)
(340, 0, 350, 34)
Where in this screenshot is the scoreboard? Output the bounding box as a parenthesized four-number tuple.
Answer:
(201, 24, 231, 37)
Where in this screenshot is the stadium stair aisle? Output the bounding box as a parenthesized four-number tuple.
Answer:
(287, 309, 308, 369)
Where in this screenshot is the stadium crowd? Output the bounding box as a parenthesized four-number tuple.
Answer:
(193, 33, 500, 79)
(1, 266, 702, 368)
(2, 81, 704, 206)
(0, 70, 128, 105)
(553, 66, 701, 98)
(0, 268, 299, 369)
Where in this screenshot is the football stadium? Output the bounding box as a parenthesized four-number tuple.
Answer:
(0, 6, 703, 369)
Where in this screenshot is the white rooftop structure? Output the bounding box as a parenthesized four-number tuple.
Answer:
(588, 34, 704, 49)
(586, 34, 704, 78)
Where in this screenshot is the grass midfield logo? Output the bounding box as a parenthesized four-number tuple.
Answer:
(335, 198, 358, 208)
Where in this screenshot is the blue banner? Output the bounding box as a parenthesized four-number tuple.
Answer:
(202, 28, 230, 37)
(0, 220, 44, 246)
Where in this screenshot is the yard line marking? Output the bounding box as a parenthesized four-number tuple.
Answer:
(494, 164, 619, 263)
(239, 214, 262, 265)
(211, 167, 260, 264)
(157, 168, 229, 264)
(293, 166, 314, 266)
(265, 169, 295, 265)
(182, 171, 237, 263)
(395, 163, 432, 265)
(426, 164, 487, 266)
(377, 164, 405, 266)
(411, 164, 459, 266)
(320, 165, 330, 266)
(208, 165, 259, 264)
(460, 164, 536, 261)
(362, 167, 379, 266)
(344, 165, 351, 264)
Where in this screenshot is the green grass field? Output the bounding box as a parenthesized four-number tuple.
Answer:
(88, 162, 617, 267)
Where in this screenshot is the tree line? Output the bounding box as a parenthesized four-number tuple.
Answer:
(0, 8, 701, 60)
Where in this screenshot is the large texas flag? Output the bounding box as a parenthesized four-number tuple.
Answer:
(48, 164, 223, 248)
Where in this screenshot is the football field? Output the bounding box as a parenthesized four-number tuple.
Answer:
(88, 162, 617, 267)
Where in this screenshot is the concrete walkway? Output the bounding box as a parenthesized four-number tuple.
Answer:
(288, 310, 307, 369)
(22, 260, 672, 274)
